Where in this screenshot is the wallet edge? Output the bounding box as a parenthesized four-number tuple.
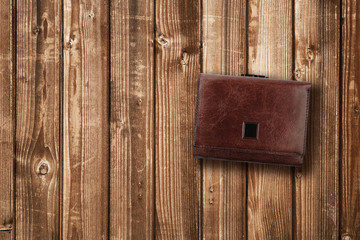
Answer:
(192, 73, 311, 167)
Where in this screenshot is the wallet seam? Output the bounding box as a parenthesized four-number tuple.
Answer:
(192, 75, 201, 148)
(200, 73, 312, 86)
(301, 87, 311, 158)
(193, 145, 302, 156)
(194, 155, 302, 166)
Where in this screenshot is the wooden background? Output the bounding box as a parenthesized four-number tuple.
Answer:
(0, 0, 359, 239)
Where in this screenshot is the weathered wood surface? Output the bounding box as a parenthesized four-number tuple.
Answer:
(155, 0, 201, 239)
(62, 0, 109, 239)
(341, 0, 360, 238)
(0, 0, 359, 239)
(0, 0, 14, 239)
(109, 0, 154, 239)
(247, 0, 294, 239)
(16, 0, 61, 239)
(295, 0, 340, 239)
(202, 0, 247, 239)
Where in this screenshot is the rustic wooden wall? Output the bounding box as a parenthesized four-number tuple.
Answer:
(0, 0, 359, 239)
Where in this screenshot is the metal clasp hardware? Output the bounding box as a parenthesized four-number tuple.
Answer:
(241, 74, 269, 78)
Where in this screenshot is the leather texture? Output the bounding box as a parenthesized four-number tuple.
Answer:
(193, 73, 311, 166)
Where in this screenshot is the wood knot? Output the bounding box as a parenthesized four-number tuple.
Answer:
(295, 68, 302, 81)
(342, 234, 352, 240)
(137, 98, 143, 105)
(88, 12, 95, 18)
(209, 198, 214, 205)
(156, 34, 169, 48)
(138, 193, 143, 200)
(181, 49, 189, 65)
(32, 26, 41, 35)
(306, 47, 315, 62)
(116, 119, 124, 128)
(354, 105, 360, 116)
(209, 186, 214, 193)
(65, 40, 73, 49)
(37, 162, 49, 175)
(295, 169, 302, 178)
(65, 35, 76, 50)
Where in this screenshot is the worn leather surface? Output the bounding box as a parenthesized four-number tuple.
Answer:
(193, 73, 311, 166)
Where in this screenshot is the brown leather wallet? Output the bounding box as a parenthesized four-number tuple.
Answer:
(193, 73, 311, 166)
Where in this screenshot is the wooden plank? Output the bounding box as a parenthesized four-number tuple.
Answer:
(294, 0, 340, 239)
(62, 0, 109, 239)
(202, 0, 247, 239)
(0, 0, 14, 239)
(109, 0, 154, 239)
(155, 0, 201, 238)
(247, 0, 293, 239)
(341, 0, 360, 238)
(15, 0, 61, 238)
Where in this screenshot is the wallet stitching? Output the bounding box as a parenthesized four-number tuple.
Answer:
(301, 87, 311, 158)
(194, 155, 302, 166)
(193, 145, 302, 156)
(192, 76, 201, 148)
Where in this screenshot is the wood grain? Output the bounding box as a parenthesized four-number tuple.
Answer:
(155, 0, 201, 238)
(294, 0, 340, 239)
(16, 0, 61, 238)
(62, 0, 109, 239)
(202, 0, 247, 239)
(247, 0, 293, 239)
(109, 0, 154, 239)
(0, 0, 14, 239)
(341, 0, 360, 238)
(2, 1, 359, 239)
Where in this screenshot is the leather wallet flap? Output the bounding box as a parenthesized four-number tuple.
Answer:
(193, 73, 311, 166)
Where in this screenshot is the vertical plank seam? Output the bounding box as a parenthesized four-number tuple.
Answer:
(59, 0, 64, 238)
(291, 0, 296, 239)
(291, 0, 295, 81)
(245, 1, 249, 239)
(107, 0, 111, 239)
(318, 1, 324, 237)
(223, 0, 228, 74)
(338, 0, 343, 239)
(199, 0, 203, 239)
(245, 0, 249, 75)
(12, 0, 17, 238)
(245, 165, 248, 240)
(291, 166, 296, 240)
(320, 2, 326, 237)
(290, 0, 293, 83)
(291, 167, 296, 240)
(153, 0, 157, 238)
